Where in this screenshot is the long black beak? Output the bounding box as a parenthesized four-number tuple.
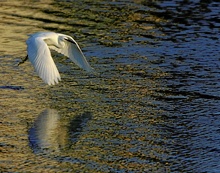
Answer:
(64, 38, 77, 45)
(18, 55, 28, 66)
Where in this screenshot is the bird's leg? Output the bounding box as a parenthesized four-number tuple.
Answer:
(18, 55, 28, 66)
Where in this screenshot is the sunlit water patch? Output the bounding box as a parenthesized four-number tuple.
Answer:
(0, 0, 220, 172)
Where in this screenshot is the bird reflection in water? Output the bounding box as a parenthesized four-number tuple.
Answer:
(29, 109, 92, 154)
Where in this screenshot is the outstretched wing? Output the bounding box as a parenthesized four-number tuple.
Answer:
(27, 36, 61, 85)
(51, 37, 94, 72)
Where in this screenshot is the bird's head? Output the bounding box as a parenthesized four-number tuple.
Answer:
(64, 36, 77, 45)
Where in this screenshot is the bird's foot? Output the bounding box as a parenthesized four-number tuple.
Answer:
(18, 55, 28, 66)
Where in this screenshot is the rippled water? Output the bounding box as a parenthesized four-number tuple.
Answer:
(0, 0, 220, 172)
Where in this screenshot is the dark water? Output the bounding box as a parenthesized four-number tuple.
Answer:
(0, 0, 220, 172)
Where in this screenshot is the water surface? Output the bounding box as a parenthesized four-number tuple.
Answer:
(0, 0, 220, 172)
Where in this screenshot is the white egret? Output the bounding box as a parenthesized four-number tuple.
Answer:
(19, 32, 94, 85)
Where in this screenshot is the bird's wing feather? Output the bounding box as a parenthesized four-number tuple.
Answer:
(50, 39, 94, 72)
(27, 37, 61, 85)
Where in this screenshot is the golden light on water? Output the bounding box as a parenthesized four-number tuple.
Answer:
(1, 0, 219, 172)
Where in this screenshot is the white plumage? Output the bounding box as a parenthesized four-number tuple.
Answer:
(26, 32, 94, 85)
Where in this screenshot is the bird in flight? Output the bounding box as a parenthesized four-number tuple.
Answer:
(19, 32, 94, 85)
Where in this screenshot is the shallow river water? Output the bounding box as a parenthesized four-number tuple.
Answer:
(0, 0, 220, 172)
